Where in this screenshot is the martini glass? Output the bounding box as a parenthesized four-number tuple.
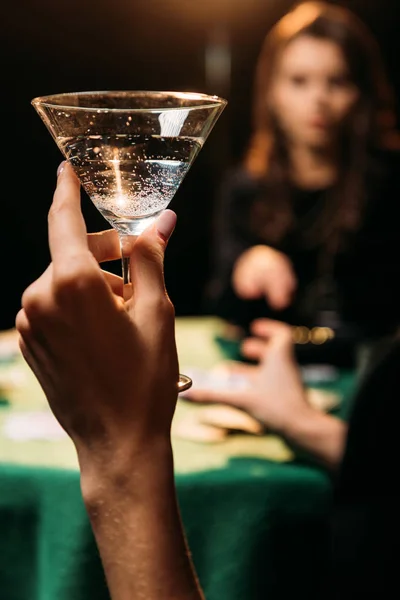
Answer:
(32, 90, 227, 393)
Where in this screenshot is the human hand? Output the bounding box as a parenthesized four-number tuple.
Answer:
(182, 319, 311, 435)
(232, 245, 297, 310)
(16, 162, 179, 467)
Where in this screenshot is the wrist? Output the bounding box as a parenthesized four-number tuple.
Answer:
(77, 436, 174, 509)
(279, 403, 347, 469)
(280, 403, 322, 441)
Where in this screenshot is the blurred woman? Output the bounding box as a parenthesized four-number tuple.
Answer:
(207, 1, 400, 366)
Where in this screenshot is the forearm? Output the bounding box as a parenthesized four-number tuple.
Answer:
(77, 440, 204, 600)
(282, 408, 348, 470)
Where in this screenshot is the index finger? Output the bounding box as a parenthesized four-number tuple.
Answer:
(48, 162, 89, 265)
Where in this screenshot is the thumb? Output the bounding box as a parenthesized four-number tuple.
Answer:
(249, 319, 294, 361)
(266, 286, 292, 310)
(263, 274, 296, 310)
(240, 337, 269, 362)
(128, 210, 177, 305)
(251, 318, 293, 346)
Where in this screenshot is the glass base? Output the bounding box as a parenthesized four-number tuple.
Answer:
(111, 209, 166, 235)
(178, 374, 192, 393)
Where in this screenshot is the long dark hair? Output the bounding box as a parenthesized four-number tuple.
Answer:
(244, 1, 399, 247)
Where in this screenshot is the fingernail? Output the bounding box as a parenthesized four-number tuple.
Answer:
(156, 210, 177, 241)
(57, 161, 66, 177)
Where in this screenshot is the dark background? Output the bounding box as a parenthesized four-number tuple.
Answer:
(1, 0, 399, 329)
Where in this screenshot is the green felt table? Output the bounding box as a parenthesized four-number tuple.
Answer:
(0, 317, 357, 600)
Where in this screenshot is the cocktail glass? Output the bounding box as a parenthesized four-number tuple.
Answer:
(32, 90, 227, 392)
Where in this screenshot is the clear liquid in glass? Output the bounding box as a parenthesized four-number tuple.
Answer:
(59, 134, 202, 234)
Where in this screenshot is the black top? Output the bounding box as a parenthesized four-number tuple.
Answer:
(331, 337, 400, 598)
(207, 149, 400, 350)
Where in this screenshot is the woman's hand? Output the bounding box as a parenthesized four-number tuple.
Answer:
(16, 163, 180, 467)
(232, 245, 297, 310)
(183, 319, 310, 435)
(182, 318, 347, 469)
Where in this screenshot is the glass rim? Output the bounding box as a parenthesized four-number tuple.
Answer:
(31, 90, 228, 113)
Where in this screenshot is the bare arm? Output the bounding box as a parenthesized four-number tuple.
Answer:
(282, 407, 348, 470)
(79, 443, 204, 600)
(17, 163, 204, 600)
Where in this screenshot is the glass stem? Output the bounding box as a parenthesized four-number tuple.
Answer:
(119, 234, 137, 301)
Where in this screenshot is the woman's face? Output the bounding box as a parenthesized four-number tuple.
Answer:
(269, 35, 360, 150)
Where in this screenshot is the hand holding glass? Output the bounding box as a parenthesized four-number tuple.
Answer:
(32, 90, 227, 392)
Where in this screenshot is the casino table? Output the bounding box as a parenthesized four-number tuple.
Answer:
(0, 317, 357, 600)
